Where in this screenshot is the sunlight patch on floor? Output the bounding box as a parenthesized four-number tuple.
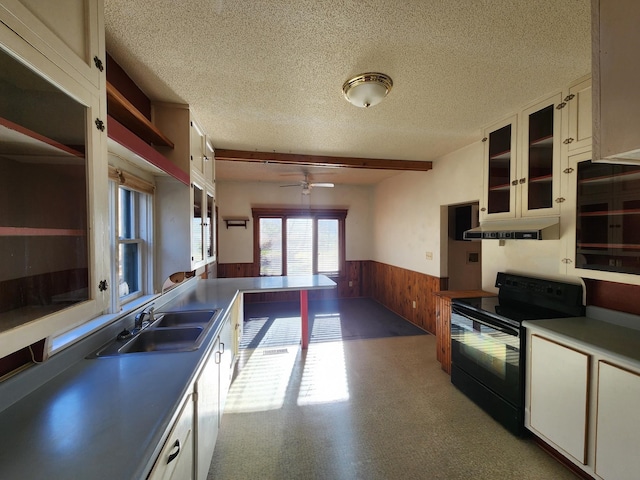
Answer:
(223, 346, 299, 413)
(297, 340, 350, 406)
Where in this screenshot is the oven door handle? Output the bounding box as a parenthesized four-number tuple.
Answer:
(451, 307, 519, 337)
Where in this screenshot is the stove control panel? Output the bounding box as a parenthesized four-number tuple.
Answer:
(495, 272, 584, 317)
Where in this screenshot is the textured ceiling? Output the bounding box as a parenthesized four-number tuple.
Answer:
(104, 0, 591, 184)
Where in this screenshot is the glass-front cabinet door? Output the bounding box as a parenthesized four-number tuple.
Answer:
(191, 181, 204, 264)
(520, 94, 562, 217)
(205, 190, 216, 262)
(482, 116, 517, 220)
(482, 96, 561, 221)
(576, 160, 640, 274)
(562, 151, 640, 285)
(0, 28, 108, 358)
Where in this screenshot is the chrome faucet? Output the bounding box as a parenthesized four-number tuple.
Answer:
(134, 306, 155, 333)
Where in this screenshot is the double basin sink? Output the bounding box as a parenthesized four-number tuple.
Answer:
(94, 309, 222, 357)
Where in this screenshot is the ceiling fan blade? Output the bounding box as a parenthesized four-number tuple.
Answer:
(309, 182, 334, 188)
(280, 183, 302, 187)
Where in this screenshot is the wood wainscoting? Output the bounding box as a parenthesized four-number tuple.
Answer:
(364, 261, 446, 334)
(218, 260, 446, 334)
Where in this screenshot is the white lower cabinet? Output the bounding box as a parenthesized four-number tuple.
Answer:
(528, 335, 589, 464)
(525, 326, 640, 480)
(195, 338, 221, 480)
(148, 393, 195, 480)
(150, 310, 242, 480)
(218, 316, 234, 418)
(194, 310, 241, 479)
(595, 362, 640, 480)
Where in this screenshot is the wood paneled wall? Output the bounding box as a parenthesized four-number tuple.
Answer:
(217, 260, 446, 334)
(365, 261, 447, 334)
(584, 279, 640, 317)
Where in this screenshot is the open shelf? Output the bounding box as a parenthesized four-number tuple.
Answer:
(106, 81, 174, 148)
(529, 174, 553, 184)
(579, 209, 640, 217)
(529, 134, 553, 148)
(489, 183, 511, 192)
(579, 170, 640, 185)
(0, 117, 84, 162)
(490, 150, 511, 161)
(578, 243, 640, 250)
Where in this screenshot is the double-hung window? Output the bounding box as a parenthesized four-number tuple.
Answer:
(109, 167, 153, 312)
(253, 208, 347, 277)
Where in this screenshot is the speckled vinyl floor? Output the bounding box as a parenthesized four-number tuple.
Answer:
(207, 335, 577, 480)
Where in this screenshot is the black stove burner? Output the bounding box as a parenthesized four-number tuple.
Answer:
(452, 296, 575, 324)
(452, 272, 584, 325)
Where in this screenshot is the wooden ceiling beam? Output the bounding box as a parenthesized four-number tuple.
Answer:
(214, 149, 432, 172)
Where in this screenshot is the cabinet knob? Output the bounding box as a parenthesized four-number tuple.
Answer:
(511, 180, 518, 186)
(480, 207, 486, 212)
(93, 56, 104, 72)
(563, 138, 574, 144)
(519, 177, 526, 184)
(561, 258, 573, 264)
(563, 167, 575, 174)
(564, 93, 576, 102)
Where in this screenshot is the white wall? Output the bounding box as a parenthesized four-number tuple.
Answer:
(216, 181, 374, 263)
(372, 142, 581, 292)
(372, 142, 484, 277)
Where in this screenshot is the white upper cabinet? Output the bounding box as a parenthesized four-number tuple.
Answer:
(593, 0, 640, 163)
(153, 105, 216, 287)
(564, 76, 592, 155)
(0, 0, 104, 90)
(481, 94, 562, 221)
(0, 3, 108, 359)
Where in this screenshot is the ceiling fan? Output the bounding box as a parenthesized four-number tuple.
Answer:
(280, 173, 334, 195)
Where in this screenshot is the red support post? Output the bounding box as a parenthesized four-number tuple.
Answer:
(300, 289, 309, 349)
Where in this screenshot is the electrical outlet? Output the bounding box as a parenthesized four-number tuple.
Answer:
(412, 300, 416, 309)
(425, 251, 433, 260)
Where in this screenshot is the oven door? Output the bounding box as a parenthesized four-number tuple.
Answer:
(450, 305, 521, 406)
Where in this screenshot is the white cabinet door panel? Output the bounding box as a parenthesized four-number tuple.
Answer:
(595, 362, 640, 480)
(529, 335, 589, 464)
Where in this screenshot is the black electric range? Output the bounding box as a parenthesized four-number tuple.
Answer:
(449, 272, 584, 436)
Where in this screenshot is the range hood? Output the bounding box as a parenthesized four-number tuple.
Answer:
(463, 217, 560, 241)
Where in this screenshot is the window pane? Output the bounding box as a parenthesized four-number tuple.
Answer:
(119, 188, 134, 239)
(119, 243, 139, 298)
(287, 218, 313, 275)
(260, 218, 282, 275)
(318, 219, 339, 272)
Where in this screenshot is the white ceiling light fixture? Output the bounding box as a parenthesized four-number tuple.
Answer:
(342, 72, 393, 108)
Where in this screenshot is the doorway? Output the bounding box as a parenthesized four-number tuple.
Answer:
(445, 202, 482, 291)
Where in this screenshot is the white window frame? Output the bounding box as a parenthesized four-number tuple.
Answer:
(109, 181, 154, 313)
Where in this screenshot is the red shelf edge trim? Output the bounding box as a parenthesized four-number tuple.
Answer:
(578, 243, 640, 249)
(0, 227, 86, 236)
(106, 115, 189, 186)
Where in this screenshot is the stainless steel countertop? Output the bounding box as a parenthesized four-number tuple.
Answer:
(0, 275, 335, 479)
